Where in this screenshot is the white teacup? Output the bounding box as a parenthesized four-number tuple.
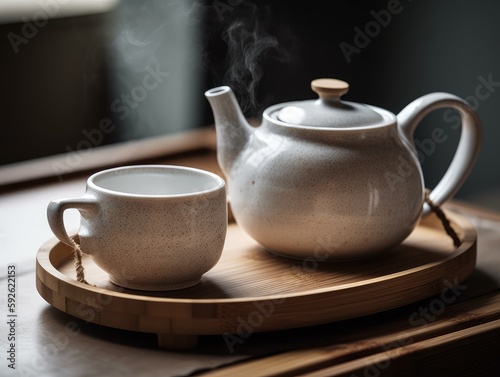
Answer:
(47, 165, 227, 291)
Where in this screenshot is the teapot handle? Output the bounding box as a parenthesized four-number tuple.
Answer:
(397, 92, 482, 215)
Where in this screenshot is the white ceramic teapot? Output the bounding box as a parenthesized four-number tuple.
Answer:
(205, 79, 481, 259)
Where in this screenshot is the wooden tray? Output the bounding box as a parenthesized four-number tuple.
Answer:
(36, 210, 477, 349)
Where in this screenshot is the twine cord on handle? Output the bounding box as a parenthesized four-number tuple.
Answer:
(69, 235, 91, 285)
(424, 189, 462, 248)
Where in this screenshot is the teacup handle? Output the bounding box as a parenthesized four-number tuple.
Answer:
(397, 92, 482, 215)
(47, 195, 99, 251)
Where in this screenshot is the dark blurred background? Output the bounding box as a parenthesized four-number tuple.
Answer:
(1, 0, 499, 208)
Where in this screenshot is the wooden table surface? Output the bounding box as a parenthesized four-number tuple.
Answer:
(1, 148, 499, 377)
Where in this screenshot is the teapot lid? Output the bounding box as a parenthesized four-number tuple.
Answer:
(275, 79, 384, 128)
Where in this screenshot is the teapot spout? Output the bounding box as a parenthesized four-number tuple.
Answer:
(205, 86, 254, 174)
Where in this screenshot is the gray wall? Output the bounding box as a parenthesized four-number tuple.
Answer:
(2, 0, 499, 209)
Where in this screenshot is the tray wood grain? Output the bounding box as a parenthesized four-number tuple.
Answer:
(36, 210, 477, 349)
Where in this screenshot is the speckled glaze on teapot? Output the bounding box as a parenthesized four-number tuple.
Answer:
(205, 79, 482, 259)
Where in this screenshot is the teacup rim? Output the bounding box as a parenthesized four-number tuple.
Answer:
(87, 164, 226, 198)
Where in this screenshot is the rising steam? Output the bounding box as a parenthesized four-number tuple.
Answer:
(218, 5, 290, 117)
(108, 1, 289, 118)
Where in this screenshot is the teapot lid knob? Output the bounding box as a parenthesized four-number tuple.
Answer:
(311, 78, 349, 100)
